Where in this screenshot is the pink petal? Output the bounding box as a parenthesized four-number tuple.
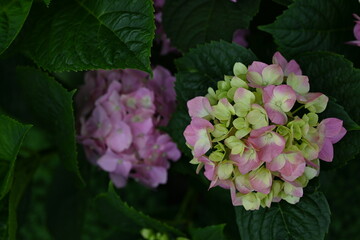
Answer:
(105, 121, 132, 153)
(198, 156, 216, 181)
(261, 64, 284, 85)
(320, 118, 344, 138)
(284, 60, 302, 76)
(187, 96, 213, 118)
(110, 173, 128, 188)
(264, 103, 288, 125)
(248, 61, 268, 74)
(249, 167, 272, 194)
(230, 142, 262, 174)
(272, 52, 287, 70)
(318, 139, 334, 162)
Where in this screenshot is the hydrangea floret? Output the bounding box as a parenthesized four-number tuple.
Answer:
(183, 52, 346, 210)
(347, 14, 360, 46)
(77, 66, 180, 188)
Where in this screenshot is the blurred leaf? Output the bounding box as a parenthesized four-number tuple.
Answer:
(43, 0, 51, 6)
(16, 67, 83, 184)
(8, 156, 41, 240)
(0, 115, 31, 200)
(94, 183, 185, 238)
(0, 0, 32, 55)
(235, 191, 330, 240)
(163, 0, 260, 52)
(22, 0, 154, 72)
(190, 224, 227, 240)
(272, 0, 293, 6)
(260, 0, 360, 60)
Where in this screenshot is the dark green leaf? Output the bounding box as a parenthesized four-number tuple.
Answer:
(0, 115, 31, 199)
(0, 0, 32, 55)
(235, 191, 330, 240)
(94, 183, 185, 238)
(175, 41, 257, 105)
(8, 156, 41, 240)
(191, 224, 227, 240)
(16, 67, 83, 184)
(260, 0, 360, 59)
(163, 0, 260, 52)
(22, 0, 154, 72)
(43, 0, 51, 7)
(272, 0, 293, 6)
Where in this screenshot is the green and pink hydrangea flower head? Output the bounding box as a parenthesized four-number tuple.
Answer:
(183, 52, 346, 210)
(77, 66, 180, 188)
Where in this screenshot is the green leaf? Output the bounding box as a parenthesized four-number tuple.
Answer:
(175, 41, 257, 105)
(235, 191, 331, 240)
(260, 0, 360, 59)
(16, 67, 83, 184)
(272, 0, 293, 6)
(8, 156, 41, 240)
(94, 183, 185, 238)
(22, 0, 154, 72)
(190, 224, 227, 240)
(163, 0, 260, 52)
(43, 0, 51, 7)
(296, 52, 360, 123)
(0, 0, 32, 55)
(0, 115, 31, 200)
(171, 41, 257, 152)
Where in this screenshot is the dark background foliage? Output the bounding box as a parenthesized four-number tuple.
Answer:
(0, 0, 359, 239)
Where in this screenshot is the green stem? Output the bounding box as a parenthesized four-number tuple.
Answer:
(291, 105, 305, 115)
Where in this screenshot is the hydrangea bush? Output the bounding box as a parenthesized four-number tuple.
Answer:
(184, 52, 346, 210)
(0, 0, 359, 240)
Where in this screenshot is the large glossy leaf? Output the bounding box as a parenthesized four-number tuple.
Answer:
(22, 0, 154, 72)
(235, 191, 331, 240)
(16, 67, 83, 183)
(163, 0, 260, 52)
(0, 115, 31, 200)
(260, 0, 360, 59)
(0, 0, 32, 55)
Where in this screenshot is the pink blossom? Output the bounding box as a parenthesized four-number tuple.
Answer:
(77, 66, 180, 188)
(248, 125, 285, 163)
(272, 52, 302, 76)
(184, 117, 214, 157)
(247, 62, 284, 88)
(262, 85, 297, 124)
(318, 118, 346, 162)
(347, 14, 360, 46)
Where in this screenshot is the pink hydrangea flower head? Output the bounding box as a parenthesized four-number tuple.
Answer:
(183, 53, 346, 210)
(347, 14, 360, 46)
(77, 66, 180, 188)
